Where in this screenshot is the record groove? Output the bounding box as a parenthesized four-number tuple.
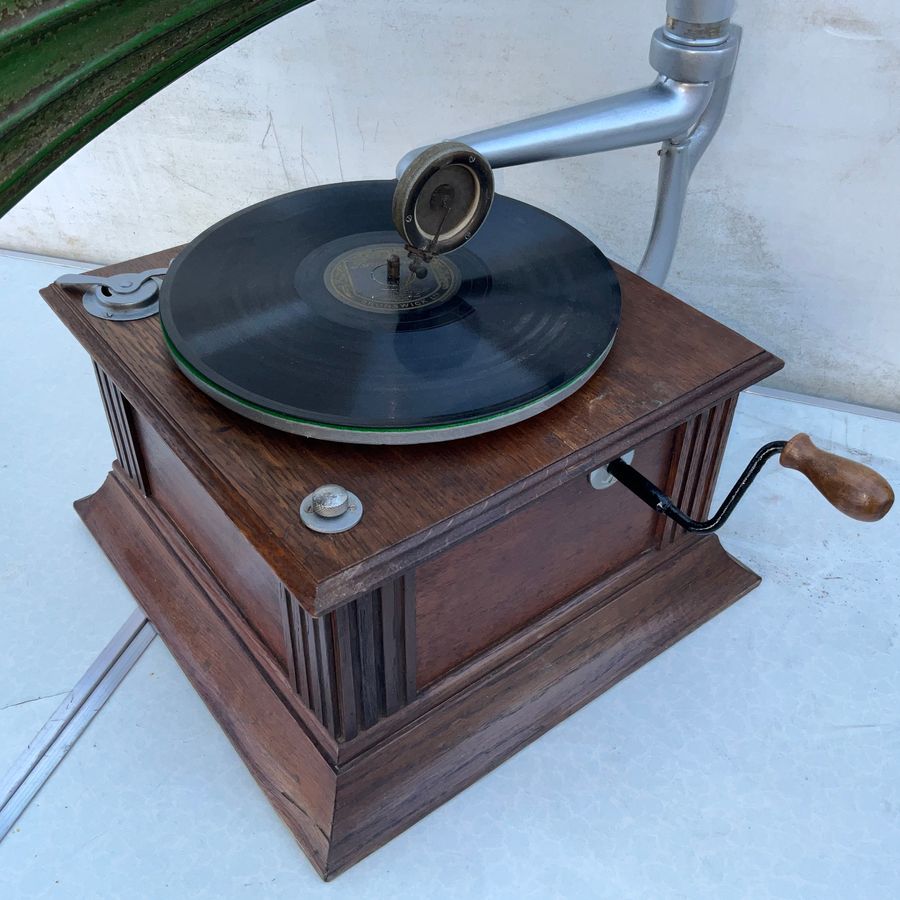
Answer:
(159, 180, 620, 443)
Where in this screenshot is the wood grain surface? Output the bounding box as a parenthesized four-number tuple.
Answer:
(75, 468, 338, 874)
(282, 577, 416, 740)
(131, 405, 289, 670)
(414, 429, 675, 686)
(42, 250, 782, 614)
(75, 465, 758, 878)
(327, 535, 759, 877)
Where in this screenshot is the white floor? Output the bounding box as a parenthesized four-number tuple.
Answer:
(0, 252, 898, 899)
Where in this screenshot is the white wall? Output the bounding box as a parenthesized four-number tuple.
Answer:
(2, 0, 899, 410)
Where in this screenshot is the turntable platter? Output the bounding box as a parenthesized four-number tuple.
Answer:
(159, 180, 620, 444)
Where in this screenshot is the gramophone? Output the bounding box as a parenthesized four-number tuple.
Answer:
(0, 0, 892, 879)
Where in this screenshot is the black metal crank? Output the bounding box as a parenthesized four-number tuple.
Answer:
(607, 435, 893, 532)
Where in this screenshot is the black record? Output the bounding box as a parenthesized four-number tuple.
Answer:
(159, 180, 620, 443)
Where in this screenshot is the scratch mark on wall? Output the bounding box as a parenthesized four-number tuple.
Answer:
(260, 114, 273, 148)
(356, 109, 366, 152)
(823, 22, 882, 41)
(264, 107, 291, 188)
(159, 164, 215, 199)
(299, 125, 319, 187)
(0, 689, 68, 710)
(829, 722, 898, 730)
(327, 89, 345, 182)
(809, 10, 883, 42)
(881, 124, 900, 146)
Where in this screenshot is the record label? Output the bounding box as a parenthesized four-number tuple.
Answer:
(319, 240, 461, 313)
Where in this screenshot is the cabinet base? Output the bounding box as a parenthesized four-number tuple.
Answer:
(76, 465, 760, 880)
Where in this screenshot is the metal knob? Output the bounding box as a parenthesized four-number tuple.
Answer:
(300, 484, 363, 533)
(311, 485, 350, 519)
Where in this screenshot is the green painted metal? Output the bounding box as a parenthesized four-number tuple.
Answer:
(0, 0, 315, 217)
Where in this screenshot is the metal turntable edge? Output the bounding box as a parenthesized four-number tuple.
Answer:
(163, 326, 617, 445)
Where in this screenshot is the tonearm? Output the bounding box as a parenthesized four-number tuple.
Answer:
(395, 0, 740, 287)
(390, 0, 895, 528)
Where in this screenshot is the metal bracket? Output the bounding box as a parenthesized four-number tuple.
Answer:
(589, 450, 635, 490)
(55, 268, 168, 320)
(0, 609, 156, 842)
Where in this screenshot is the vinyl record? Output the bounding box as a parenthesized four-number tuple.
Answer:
(159, 180, 620, 444)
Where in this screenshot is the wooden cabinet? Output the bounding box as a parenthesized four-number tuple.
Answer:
(43, 251, 780, 879)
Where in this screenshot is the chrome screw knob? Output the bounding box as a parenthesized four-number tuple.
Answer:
(300, 483, 363, 534)
(310, 484, 350, 519)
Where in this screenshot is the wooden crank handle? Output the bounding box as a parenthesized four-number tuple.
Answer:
(780, 434, 894, 522)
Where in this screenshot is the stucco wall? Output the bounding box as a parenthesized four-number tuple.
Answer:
(2, 0, 898, 409)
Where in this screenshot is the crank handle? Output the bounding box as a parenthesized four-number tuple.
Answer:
(779, 433, 894, 523)
(604, 433, 893, 534)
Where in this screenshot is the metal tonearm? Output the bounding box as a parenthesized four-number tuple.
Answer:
(397, 0, 740, 287)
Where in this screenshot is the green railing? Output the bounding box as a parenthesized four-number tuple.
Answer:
(0, 0, 314, 216)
